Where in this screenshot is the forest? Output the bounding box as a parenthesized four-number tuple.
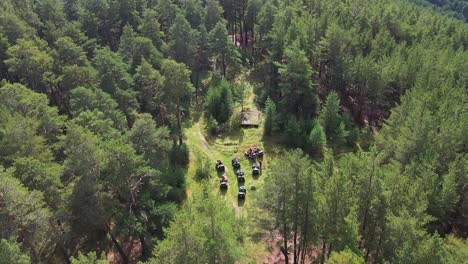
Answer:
(410, 0, 468, 21)
(0, 0, 466, 263)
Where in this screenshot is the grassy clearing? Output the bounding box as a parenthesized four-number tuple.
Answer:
(184, 79, 288, 263)
(185, 116, 272, 263)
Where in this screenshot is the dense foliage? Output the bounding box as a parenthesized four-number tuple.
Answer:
(410, 0, 468, 21)
(253, 0, 467, 148)
(0, 0, 466, 263)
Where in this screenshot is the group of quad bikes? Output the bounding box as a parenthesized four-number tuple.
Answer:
(215, 146, 264, 200)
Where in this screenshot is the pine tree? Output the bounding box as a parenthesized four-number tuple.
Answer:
(139, 9, 166, 52)
(209, 21, 240, 77)
(309, 121, 326, 155)
(204, 0, 224, 31)
(133, 59, 164, 113)
(319, 91, 341, 139)
(277, 43, 319, 119)
(5, 38, 53, 92)
(259, 149, 318, 264)
(161, 59, 194, 145)
(263, 97, 277, 136)
(152, 188, 244, 264)
(93, 47, 133, 95)
(70, 252, 107, 264)
(169, 14, 199, 70)
(118, 25, 136, 64)
(0, 239, 31, 264)
(205, 80, 234, 124)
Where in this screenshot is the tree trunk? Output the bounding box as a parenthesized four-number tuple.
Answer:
(360, 159, 376, 249)
(282, 232, 289, 264)
(234, 16, 237, 45)
(231, 20, 235, 42)
(58, 242, 71, 264)
(251, 23, 255, 58)
(244, 19, 248, 46)
(239, 19, 244, 45)
(293, 228, 298, 264)
(282, 202, 289, 264)
(300, 199, 310, 264)
(327, 243, 333, 259)
(222, 55, 226, 77)
(108, 231, 128, 264)
(320, 241, 326, 264)
(293, 172, 300, 264)
(139, 235, 150, 261)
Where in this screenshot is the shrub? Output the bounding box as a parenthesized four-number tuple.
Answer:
(195, 155, 211, 181)
(205, 80, 233, 124)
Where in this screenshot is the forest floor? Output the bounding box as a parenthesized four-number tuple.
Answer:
(184, 82, 288, 263)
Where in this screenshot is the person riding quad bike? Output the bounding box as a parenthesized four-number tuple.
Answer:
(236, 169, 245, 183)
(252, 162, 260, 176)
(232, 157, 241, 169)
(220, 175, 228, 189)
(216, 160, 225, 172)
(238, 186, 247, 199)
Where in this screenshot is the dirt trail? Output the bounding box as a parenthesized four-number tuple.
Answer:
(196, 122, 212, 154)
(191, 122, 242, 216)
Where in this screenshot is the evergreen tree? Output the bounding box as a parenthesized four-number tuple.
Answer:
(277, 43, 319, 119)
(183, 0, 204, 29)
(263, 97, 277, 136)
(0, 171, 55, 263)
(205, 80, 234, 124)
(5, 38, 53, 92)
(118, 24, 136, 64)
(169, 14, 199, 70)
(259, 149, 318, 263)
(155, 0, 180, 35)
(204, 0, 224, 31)
(209, 21, 240, 77)
(132, 37, 163, 69)
(139, 9, 166, 52)
(319, 91, 341, 139)
(309, 121, 326, 155)
(70, 86, 127, 130)
(152, 188, 244, 264)
(71, 252, 107, 264)
(128, 113, 172, 169)
(93, 47, 133, 95)
(0, 239, 31, 264)
(161, 59, 194, 145)
(133, 59, 164, 113)
(326, 249, 364, 264)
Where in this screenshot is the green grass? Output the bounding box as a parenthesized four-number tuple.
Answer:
(184, 78, 287, 262)
(185, 117, 274, 263)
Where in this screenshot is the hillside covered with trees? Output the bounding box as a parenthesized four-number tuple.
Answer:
(0, 0, 467, 263)
(410, 0, 468, 21)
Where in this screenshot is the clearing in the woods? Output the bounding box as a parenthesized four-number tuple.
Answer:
(184, 82, 287, 263)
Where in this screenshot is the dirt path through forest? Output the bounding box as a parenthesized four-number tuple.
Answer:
(188, 122, 242, 216)
(196, 122, 212, 154)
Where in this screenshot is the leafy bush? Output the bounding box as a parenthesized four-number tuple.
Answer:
(195, 155, 211, 181)
(205, 114, 219, 135)
(228, 111, 242, 132)
(205, 80, 233, 124)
